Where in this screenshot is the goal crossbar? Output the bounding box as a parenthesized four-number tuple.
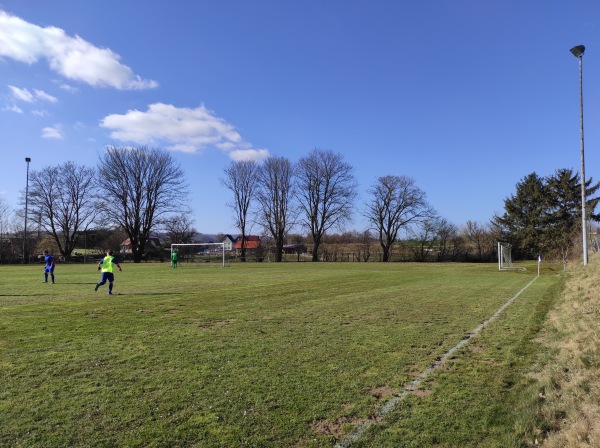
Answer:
(171, 243, 227, 267)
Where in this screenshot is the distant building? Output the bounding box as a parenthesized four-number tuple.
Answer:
(221, 234, 235, 251)
(120, 237, 162, 254)
(234, 235, 261, 255)
(282, 244, 307, 255)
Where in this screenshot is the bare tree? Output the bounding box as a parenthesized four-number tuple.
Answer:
(365, 175, 433, 262)
(435, 218, 458, 261)
(407, 217, 441, 262)
(256, 156, 295, 262)
(221, 159, 258, 262)
(0, 194, 10, 225)
(344, 229, 375, 262)
(98, 146, 189, 263)
(296, 148, 357, 261)
(162, 214, 197, 244)
(464, 220, 486, 261)
(0, 194, 12, 262)
(27, 162, 97, 258)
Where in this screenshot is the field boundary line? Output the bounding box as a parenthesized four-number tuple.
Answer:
(334, 275, 539, 448)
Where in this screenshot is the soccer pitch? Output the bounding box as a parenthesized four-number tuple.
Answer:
(0, 261, 561, 447)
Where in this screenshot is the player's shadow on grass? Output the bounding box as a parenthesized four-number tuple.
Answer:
(88, 290, 182, 297)
(0, 293, 54, 297)
(50, 282, 100, 285)
(121, 292, 183, 297)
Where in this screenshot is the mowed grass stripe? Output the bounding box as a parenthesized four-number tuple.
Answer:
(360, 272, 561, 447)
(0, 262, 558, 447)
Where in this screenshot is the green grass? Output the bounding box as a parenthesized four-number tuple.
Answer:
(0, 261, 562, 447)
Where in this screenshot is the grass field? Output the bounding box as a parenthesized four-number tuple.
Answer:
(0, 261, 563, 447)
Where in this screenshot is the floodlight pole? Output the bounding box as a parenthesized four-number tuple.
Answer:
(23, 157, 31, 264)
(570, 45, 588, 266)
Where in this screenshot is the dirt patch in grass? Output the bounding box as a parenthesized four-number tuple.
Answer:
(468, 344, 485, 353)
(311, 416, 367, 436)
(412, 388, 432, 397)
(371, 386, 399, 400)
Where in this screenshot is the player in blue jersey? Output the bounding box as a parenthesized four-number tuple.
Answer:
(43, 250, 55, 283)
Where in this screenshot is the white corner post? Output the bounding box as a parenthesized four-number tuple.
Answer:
(498, 242, 501, 270)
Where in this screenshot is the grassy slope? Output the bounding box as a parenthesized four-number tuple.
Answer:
(0, 261, 563, 447)
(529, 253, 600, 447)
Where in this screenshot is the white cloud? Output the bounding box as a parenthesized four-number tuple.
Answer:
(8, 85, 34, 102)
(0, 10, 158, 90)
(58, 83, 78, 93)
(8, 85, 57, 103)
(229, 148, 271, 161)
(100, 103, 270, 160)
(33, 89, 57, 103)
(3, 103, 23, 113)
(41, 125, 63, 139)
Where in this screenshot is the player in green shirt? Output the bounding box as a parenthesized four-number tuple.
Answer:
(171, 248, 179, 268)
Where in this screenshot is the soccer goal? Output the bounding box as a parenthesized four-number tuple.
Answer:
(498, 242, 526, 271)
(171, 243, 228, 267)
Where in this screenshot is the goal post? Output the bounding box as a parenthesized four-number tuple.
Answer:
(498, 242, 512, 270)
(498, 242, 526, 271)
(171, 243, 228, 267)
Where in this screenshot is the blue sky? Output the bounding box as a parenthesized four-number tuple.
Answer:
(1, 1, 599, 235)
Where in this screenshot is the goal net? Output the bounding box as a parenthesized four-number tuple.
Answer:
(171, 243, 228, 267)
(498, 242, 526, 271)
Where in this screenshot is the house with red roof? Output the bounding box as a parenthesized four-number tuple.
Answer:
(234, 235, 261, 256)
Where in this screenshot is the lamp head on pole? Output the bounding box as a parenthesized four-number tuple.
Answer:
(570, 45, 585, 58)
(25, 157, 31, 163)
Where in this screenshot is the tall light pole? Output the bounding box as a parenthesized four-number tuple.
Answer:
(23, 157, 31, 264)
(570, 44, 588, 266)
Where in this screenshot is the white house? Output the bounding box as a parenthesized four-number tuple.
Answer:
(221, 234, 235, 251)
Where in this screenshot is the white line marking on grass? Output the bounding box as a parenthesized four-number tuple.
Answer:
(334, 275, 539, 448)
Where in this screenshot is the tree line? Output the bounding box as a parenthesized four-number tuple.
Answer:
(221, 149, 599, 264)
(0, 145, 596, 264)
(493, 169, 600, 268)
(221, 148, 435, 262)
(0, 146, 188, 263)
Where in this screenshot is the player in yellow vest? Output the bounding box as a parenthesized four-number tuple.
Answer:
(95, 250, 122, 295)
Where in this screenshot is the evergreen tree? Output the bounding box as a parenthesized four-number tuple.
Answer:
(493, 173, 548, 259)
(494, 169, 600, 262)
(545, 168, 600, 262)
